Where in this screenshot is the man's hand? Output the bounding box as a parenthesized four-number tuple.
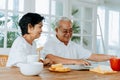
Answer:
(74, 59, 91, 66)
(43, 58, 53, 66)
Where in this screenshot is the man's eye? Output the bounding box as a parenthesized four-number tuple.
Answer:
(63, 31, 67, 33)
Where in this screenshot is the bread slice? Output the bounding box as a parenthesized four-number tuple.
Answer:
(49, 63, 71, 72)
(90, 65, 117, 74)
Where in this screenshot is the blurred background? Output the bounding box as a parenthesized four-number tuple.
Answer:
(0, 0, 120, 57)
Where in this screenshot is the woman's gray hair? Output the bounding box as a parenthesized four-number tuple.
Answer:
(55, 17, 72, 29)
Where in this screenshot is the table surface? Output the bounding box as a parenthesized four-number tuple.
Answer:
(0, 67, 120, 80)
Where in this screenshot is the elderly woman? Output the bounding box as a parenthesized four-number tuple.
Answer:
(7, 13, 44, 67)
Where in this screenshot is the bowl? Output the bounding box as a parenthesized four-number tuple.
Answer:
(110, 58, 120, 71)
(19, 62, 43, 76)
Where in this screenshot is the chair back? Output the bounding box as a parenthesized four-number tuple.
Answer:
(0, 55, 8, 67)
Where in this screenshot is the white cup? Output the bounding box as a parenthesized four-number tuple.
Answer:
(27, 55, 39, 63)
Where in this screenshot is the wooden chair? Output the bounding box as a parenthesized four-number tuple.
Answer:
(0, 55, 8, 67)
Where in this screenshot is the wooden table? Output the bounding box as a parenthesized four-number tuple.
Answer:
(0, 67, 120, 80)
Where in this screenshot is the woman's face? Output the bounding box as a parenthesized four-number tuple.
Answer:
(29, 22, 43, 39)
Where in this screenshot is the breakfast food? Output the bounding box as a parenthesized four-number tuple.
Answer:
(49, 63, 71, 72)
(90, 65, 117, 74)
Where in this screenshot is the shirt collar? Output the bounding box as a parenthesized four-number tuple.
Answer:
(53, 35, 71, 46)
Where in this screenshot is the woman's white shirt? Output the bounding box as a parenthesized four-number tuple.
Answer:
(6, 36, 37, 67)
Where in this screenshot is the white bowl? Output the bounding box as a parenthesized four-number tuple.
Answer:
(19, 62, 43, 76)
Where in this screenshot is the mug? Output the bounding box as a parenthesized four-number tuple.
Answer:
(110, 57, 120, 71)
(27, 55, 39, 63)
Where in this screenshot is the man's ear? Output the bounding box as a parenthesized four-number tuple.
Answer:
(55, 28, 58, 32)
(28, 24, 33, 34)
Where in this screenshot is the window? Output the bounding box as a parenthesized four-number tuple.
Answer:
(35, 0, 64, 47)
(108, 10, 120, 55)
(70, 1, 97, 51)
(0, 0, 24, 53)
(97, 7, 120, 56)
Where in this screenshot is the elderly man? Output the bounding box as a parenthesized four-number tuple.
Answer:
(41, 17, 115, 68)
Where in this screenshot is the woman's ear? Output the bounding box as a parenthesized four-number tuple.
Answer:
(28, 24, 33, 34)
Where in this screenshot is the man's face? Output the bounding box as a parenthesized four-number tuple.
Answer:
(56, 20, 73, 45)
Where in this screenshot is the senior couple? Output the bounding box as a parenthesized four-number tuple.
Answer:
(7, 13, 115, 69)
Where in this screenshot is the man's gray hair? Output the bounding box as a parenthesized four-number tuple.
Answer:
(55, 17, 72, 29)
